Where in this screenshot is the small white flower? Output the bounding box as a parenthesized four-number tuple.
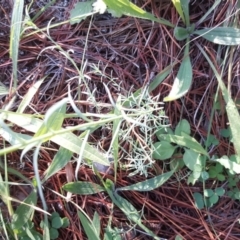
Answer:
(92, 0, 107, 14)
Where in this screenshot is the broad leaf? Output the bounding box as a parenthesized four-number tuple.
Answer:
(183, 149, 202, 172)
(70, 1, 95, 24)
(175, 119, 191, 136)
(215, 156, 240, 174)
(152, 141, 176, 160)
(159, 134, 208, 156)
(11, 189, 37, 229)
(194, 27, 240, 45)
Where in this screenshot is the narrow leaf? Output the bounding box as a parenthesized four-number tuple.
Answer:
(197, 44, 240, 160)
(164, 42, 192, 101)
(193, 192, 204, 209)
(103, 0, 174, 27)
(10, 0, 24, 88)
(104, 179, 160, 240)
(42, 147, 73, 183)
(117, 170, 175, 192)
(78, 211, 101, 240)
(194, 27, 240, 45)
(180, 0, 190, 26)
(62, 182, 105, 195)
(17, 78, 44, 113)
(0, 111, 109, 165)
(171, 0, 185, 24)
(93, 212, 101, 237)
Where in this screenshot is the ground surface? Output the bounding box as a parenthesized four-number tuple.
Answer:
(1, 0, 240, 239)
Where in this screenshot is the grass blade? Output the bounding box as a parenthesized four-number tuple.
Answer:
(197, 44, 240, 160)
(10, 0, 24, 89)
(0, 111, 109, 165)
(171, 0, 185, 24)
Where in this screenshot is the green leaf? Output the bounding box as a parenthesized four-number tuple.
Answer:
(117, 169, 175, 192)
(61, 218, 70, 228)
(220, 127, 232, 138)
(112, 96, 122, 182)
(103, 179, 159, 239)
(11, 189, 37, 229)
(175, 119, 191, 136)
(194, 27, 240, 45)
(215, 156, 240, 174)
(175, 235, 184, 240)
(196, 0, 221, 25)
(124, 63, 176, 107)
(78, 211, 101, 240)
(34, 98, 67, 139)
(174, 26, 189, 41)
(93, 212, 101, 237)
(204, 189, 214, 197)
(217, 174, 225, 181)
(164, 42, 192, 101)
(180, 0, 190, 26)
(10, 0, 24, 88)
(17, 78, 44, 114)
(201, 171, 209, 180)
(49, 228, 59, 240)
(160, 134, 209, 156)
(209, 194, 218, 205)
(0, 83, 9, 96)
(42, 147, 73, 183)
(193, 192, 204, 209)
(70, 1, 95, 24)
(215, 187, 225, 197)
(183, 149, 202, 171)
(103, 0, 174, 27)
(0, 111, 109, 166)
(62, 182, 105, 195)
(171, 0, 185, 24)
(51, 216, 63, 229)
(152, 141, 176, 160)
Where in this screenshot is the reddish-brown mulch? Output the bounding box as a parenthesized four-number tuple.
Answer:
(1, 0, 240, 239)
